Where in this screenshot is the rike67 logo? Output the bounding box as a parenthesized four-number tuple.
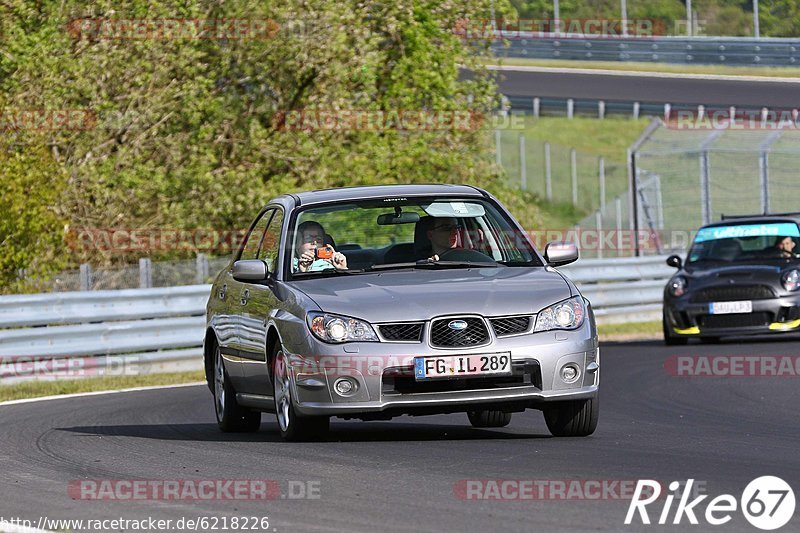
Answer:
(625, 477, 795, 530)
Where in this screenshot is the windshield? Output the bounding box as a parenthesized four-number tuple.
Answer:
(286, 197, 542, 278)
(687, 222, 800, 264)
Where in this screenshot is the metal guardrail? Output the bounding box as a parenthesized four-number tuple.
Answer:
(0, 257, 673, 383)
(493, 36, 800, 67)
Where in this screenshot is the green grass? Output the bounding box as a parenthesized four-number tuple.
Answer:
(487, 57, 800, 78)
(0, 370, 205, 402)
(597, 320, 661, 338)
(495, 116, 650, 225)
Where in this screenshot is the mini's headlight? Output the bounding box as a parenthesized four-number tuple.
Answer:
(534, 296, 585, 332)
(307, 312, 379, 343)
(669, 276, 687, 297)
(782, 269, 800, 292)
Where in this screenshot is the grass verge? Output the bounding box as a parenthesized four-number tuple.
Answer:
(0, 370, 205, 403)
(597, 320, 662, 341)
(487, 57, 800, 78)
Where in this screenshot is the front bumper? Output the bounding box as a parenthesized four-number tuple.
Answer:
(281, 320, 599, 418)
(665, 294, 800, 337)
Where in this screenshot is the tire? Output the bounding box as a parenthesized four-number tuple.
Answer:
(543, 396, 599, 437)
(467, 410, 512, 428)
(272, 344, 329, 442)
(214, 345, 261, 433)
(700, 336, 721, 344)
(663, 312, 688, 346)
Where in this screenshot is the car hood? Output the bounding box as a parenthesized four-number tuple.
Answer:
(290, 267, 572, 322)
(682, 263, 789, 286)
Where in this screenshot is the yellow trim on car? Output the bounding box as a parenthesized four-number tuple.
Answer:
(673, 326, 700, 335)
(768, 319, 800, 331)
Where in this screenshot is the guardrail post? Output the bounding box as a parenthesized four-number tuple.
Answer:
(533, 97, 540, 118)
(519, 133, 527, 190)
(139, 258, 152, 289)
(571, 148, 578, 206)
(544, 142, 552, 201)
(79, 264, 92, 291)
(567, 99, 574, 119)
(598, 100, 605, 119)
(599, 157, 606, 210)
(664, 103, 671, 121)
(633, 102, 640, 120)
(494, 129, 501, 166)
(196, 253, 210, 284)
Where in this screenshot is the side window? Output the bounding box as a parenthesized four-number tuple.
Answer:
(258, 209, 284, 272)
(238, 210, 275, 261)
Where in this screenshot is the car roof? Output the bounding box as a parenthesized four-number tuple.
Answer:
(287, 184, 486, 206)
(701, 214, 800, 229)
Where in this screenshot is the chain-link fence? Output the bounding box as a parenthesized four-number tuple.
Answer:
(41, 254, 230, 292)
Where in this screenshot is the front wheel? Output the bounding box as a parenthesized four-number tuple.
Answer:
(543, 396, 598, 437)
(214, 345, 261, 432)
(272, 344, 329, 441)
(663, 312, 688, 346)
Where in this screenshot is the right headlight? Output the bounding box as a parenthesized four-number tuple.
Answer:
(534, 296, 585, 332)
(782, 269, 800, 292)
(668, 276, 687, 297)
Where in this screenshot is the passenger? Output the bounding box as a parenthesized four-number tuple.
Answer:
(773, 236, 798, 258)
(293, 221, 348, 272)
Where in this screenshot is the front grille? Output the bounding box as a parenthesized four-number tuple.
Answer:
(691, 285, 775, 303)
(382, 361, 542, 395)
(430, 317, 489, 347)
(490, 316, 532, 337)
(698, 312, 771, 329)
(378, 323, 424, 342)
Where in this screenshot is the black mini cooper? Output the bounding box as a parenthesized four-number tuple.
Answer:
(663, 214, 800, 345)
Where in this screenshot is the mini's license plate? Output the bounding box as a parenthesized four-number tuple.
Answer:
(709, 301, 753, 314)
(414, 353, 512, 380)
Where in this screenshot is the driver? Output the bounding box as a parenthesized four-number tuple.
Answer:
(427, 216, 463, 260)
(773, 236, 798, 258)
(293, 221, 348, 272)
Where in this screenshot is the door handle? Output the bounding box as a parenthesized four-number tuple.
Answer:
(218, 284, 227, 300)
(241, 288, 250, 305)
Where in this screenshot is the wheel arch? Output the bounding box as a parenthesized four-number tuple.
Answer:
(203, 328, 218, 392)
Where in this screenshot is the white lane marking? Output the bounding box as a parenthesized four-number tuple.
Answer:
(0, 382, 206, 407)
(485, 64, 800, 84)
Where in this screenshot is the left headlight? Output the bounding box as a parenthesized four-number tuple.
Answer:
(534, 296, 586, 332)
(782, 269, 800, 292)
(307, 312, 379, 343)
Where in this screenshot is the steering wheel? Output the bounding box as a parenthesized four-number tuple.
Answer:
(437, 248, 493, 262)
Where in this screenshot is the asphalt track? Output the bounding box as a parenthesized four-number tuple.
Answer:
(1, 338, 799, 532)
(494, 67, 800, 108)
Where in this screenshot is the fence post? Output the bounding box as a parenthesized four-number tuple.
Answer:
(567, 99, 574, 119)
(699, 151, 711, 225)
(570, 148, 578, 206)
(664, 103, 671, 121)
(196, 253, 210, 284)
(139, 258, 152, 289)
(615, 197, 623, 257)
(519, 133, 527, 190)
(494, 130, 501, 167)
(544, 142, 552, 201)
(79, 264, 92, 291)
(598, 100, 605, 119)
(598, 157, 606, 210)
(595, 211, 603, 259)
(633, 102, 640, 120)
(533, 97, 540, 118)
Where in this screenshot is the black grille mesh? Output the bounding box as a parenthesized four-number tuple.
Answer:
(430, 317, 489, 347)
(698, 312, 771, 328)
(378, 323, 424, 342)
(691, 285, 775, 303)
(490, 316, 532, 337)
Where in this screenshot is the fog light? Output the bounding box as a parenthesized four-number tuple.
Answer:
(560, 364, 581, 384)
(334, 378, 357, 396)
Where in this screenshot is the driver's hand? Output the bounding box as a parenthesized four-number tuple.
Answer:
(298, 251, 315, 272)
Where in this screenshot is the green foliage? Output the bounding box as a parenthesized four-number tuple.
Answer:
(1, 0, 541, 279)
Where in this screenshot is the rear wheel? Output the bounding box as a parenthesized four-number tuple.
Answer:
(272, 344, 329, 441)
(214, 345, 261, 432)
(663, 312, 688, 346)
(467, 410, 512, 428)
(543, 396, 598, 437)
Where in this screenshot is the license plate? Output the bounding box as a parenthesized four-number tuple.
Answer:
(709, 301, 752, 314)
(414, 353, 512, 380)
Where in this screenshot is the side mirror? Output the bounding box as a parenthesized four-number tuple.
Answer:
(232, 259, 268, 282)
(666, 255, 683, 269)
(544, 241, 579, 267)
